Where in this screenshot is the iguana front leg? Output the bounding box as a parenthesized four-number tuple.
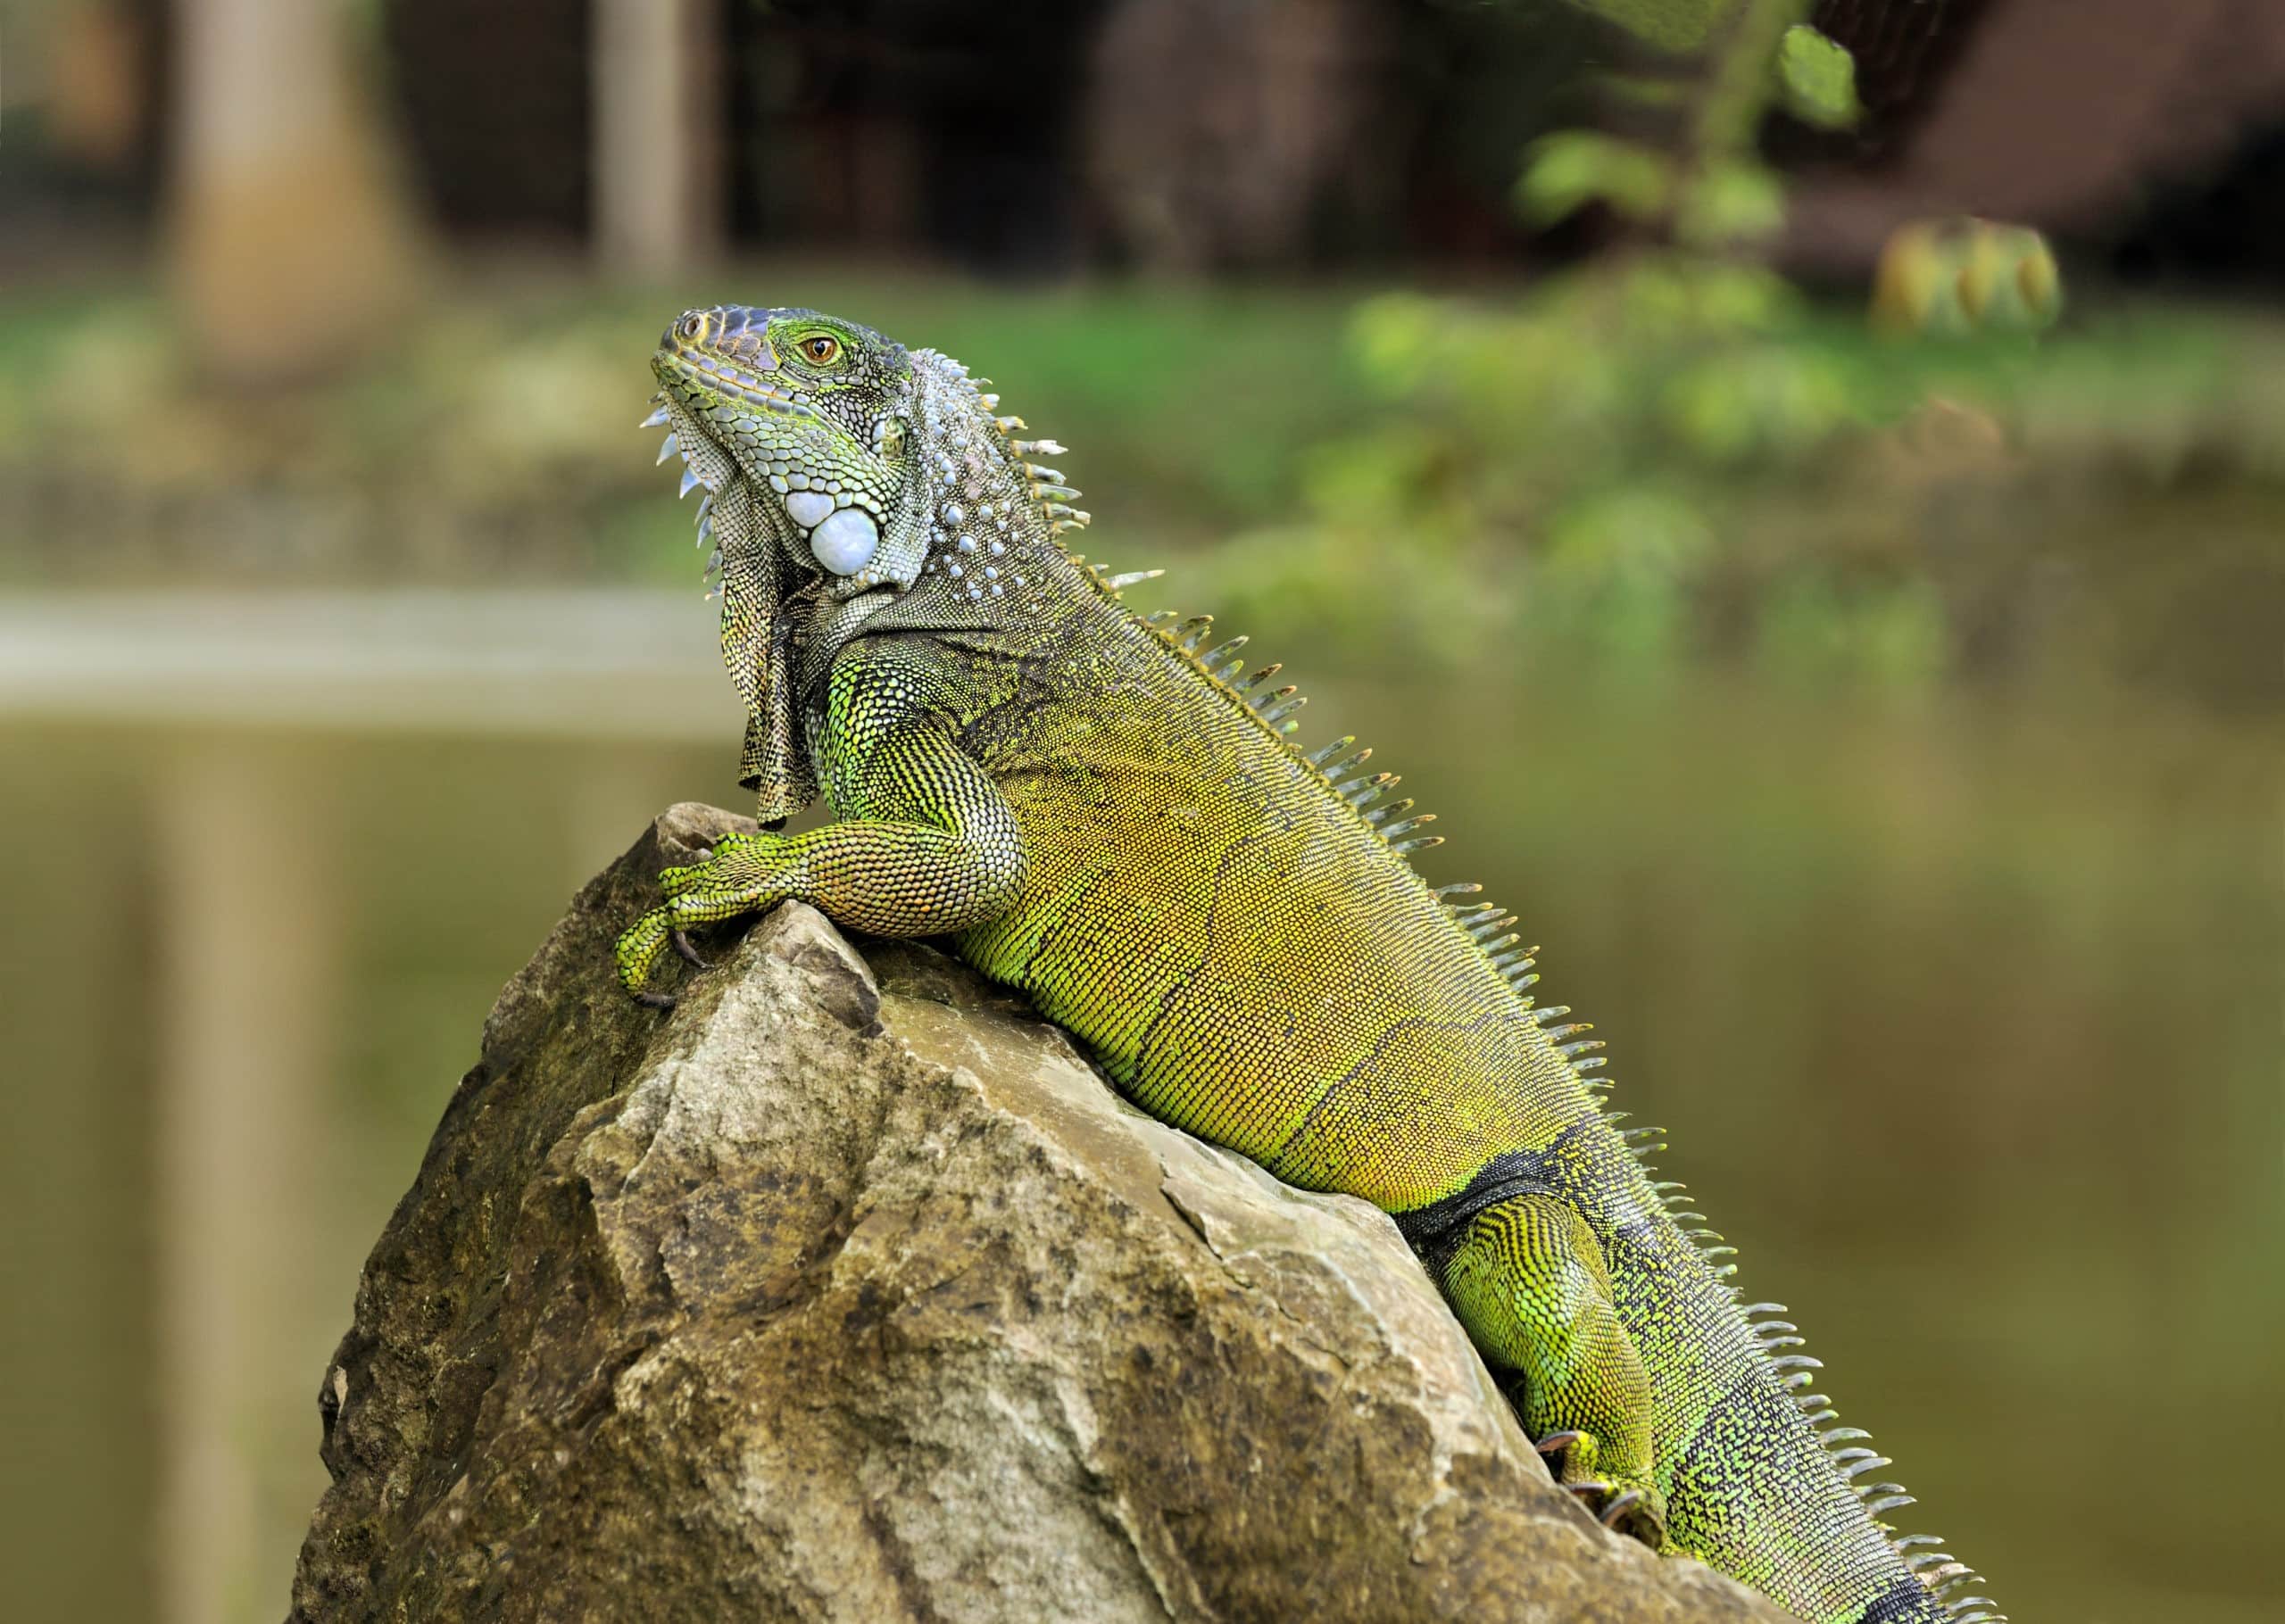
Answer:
(617, 668, 1026, 1005)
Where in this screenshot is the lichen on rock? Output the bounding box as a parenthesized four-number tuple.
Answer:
(288, 802, 1785, 1623)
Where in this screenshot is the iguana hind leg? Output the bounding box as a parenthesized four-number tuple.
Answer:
(1439, 1192, 1666, 1548)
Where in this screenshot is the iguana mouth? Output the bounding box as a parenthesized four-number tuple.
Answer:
(655, 347, 828, 428)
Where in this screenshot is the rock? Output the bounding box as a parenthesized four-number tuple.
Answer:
(288, 803, 1787, 1624)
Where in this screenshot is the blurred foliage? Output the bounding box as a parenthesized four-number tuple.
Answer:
(1517, 131, 1678, 228)
(1359, 3, 2256, 705)
(1192, 253, 2285, 708)
(0, 272, 1358, 585)
(0, 263, 2276, 710)
(1519, 0, 1848, 256)
(1197, 0, 2266, 712)
(1551, 0, 1731, 53)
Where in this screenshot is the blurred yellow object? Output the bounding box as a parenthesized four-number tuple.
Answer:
(1872, 218, 2064, 337)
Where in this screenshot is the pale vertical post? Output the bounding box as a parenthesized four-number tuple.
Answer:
(167, 0, 423, 382)
(152, 742, 340, 1624)
(594, 0, 722, 276)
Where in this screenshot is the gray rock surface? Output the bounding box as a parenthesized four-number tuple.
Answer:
(288, 802, 1787, 1623)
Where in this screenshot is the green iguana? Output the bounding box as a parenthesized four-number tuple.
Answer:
(615, 304, 2002, 1624)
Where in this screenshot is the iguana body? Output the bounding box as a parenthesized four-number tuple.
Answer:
(617, 305, 2001, 1624)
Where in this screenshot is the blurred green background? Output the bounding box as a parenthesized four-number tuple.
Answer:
(0, 2, 2280, 1621)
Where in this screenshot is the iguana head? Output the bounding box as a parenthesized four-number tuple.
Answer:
(649, 303, 1086, 818)
(653, 305, 918, 591)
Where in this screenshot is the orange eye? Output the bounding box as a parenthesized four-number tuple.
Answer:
(797, 334, 842, 365)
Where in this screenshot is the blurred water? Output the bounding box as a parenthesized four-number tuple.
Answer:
(0, 594, 2276, 1623)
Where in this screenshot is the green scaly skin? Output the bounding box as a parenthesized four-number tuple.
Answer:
(614, 305, 2002, 1624)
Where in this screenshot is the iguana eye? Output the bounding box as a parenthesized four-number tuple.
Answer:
(797, 334, 842, 366)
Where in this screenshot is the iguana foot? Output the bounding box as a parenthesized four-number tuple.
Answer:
(1537, 1429, 1667, 1548)
(617, 830, 800, 1003)
(616, 906, 679, 1003)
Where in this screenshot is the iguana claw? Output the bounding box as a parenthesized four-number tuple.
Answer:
(1533, 1429, 1582, 1457)
(671, 929, 710, 969)
(634, 989, 677, 1011)
(1595, 1488, 1646, 1530)
(1564, 1480, 1662, 1547)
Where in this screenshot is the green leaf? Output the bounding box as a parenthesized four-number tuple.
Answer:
(1777, 24, 1860, 129)
(1516, 132, 1674, 227)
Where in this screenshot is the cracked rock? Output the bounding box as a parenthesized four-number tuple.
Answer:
(287, 802, 1785, 1624)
